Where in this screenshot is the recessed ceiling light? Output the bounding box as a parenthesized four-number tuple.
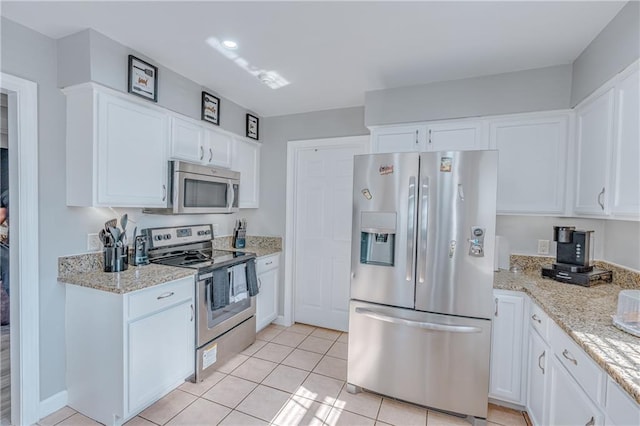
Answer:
(222, 40, 238, 50)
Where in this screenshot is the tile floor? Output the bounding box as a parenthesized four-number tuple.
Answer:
(38, 323, 528, 426)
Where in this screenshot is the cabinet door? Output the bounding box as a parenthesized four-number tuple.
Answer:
(426, 121, 485, 151)
(574, 89, 614, 216)
(490, 115, 568, 214)
(527, 330, 549, 426)
(610, 63, 640, 219)
(128, 299, 194, 415)
(256, 266, 278, 331)
(232, 138, 260, 208)
(548, 358, 603, 426)
(206, 128, 233, 168)
(371, 125, 426, 153)
(170, 116, 204, 163)
(97, 92, 169, 207)
(489, 291, 526, 404)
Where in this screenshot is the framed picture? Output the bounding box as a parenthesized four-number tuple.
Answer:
(127, 55, 158, 102)
(246, 114, 259, 140)
(201, 92, 220, 125)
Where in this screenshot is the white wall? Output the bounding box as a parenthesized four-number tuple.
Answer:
(571, 1, 640, 106)
(364, 64, 572, 127)
(604, 220, 640, 271)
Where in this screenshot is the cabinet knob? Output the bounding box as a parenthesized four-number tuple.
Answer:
(538, 350, 545, 374)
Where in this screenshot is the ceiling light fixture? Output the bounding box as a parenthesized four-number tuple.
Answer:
(222, 40, 238, 50)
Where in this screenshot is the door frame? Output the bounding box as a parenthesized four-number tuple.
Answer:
(1, 72, 40, 425)
(283, 135, 369, 327)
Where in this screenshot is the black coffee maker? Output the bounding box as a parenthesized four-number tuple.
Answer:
(553, 226, 593, 272)
(541, 226, 612, 286)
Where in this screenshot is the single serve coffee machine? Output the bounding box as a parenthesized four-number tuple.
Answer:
(542, 226, 612, 286)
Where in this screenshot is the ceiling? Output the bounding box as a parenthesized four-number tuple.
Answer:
(1, 1, 627, 117)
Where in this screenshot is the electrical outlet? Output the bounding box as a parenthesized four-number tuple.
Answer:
(87, 233, 101, 251)
(537, 239, 550, 255)
(212, 223, 220, 237)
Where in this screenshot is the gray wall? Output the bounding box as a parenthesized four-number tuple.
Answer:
(244, 106, 369, 314)
(58, 29, 255, 137)
(604, 220, 640, 271)
(571, 1, 640, 106)
(364, 65, 572, 126)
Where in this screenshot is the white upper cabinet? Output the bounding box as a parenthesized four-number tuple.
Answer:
(489, 113, 569, 214)
(426, 120, 486, 151)
(205, 128, 233, 169)
(169, 116, 233, 168)
(64, 83, 170, 208)
(610, 62, 640, 219)
(170, 116, 204, 163)
(371, 121, 486, 153)
(574, 88, 615, 216)
(232, 137, 261, 208)
(371, 124, 427, 153)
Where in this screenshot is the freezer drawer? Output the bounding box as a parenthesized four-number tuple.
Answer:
(347, 300, 491, 419)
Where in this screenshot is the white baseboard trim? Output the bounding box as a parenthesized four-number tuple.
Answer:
(273, 315, 292, 327)
(40, 390, 68, 420)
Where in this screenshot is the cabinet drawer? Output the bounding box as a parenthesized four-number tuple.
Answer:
(256, 254, 279, 274)
(528, 300, 550, 341)
(550, 322, 605, 404)
(128, 277, 194, 320)
(605, 376, 640, 426)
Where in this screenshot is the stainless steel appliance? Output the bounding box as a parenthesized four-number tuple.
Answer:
(143, 161, 240, 215)
(348, 151, 498, 422)
(541, 226, 612, 286)
(145, 224, 258, 382)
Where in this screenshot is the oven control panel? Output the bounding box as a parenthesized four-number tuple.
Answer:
(143, 224, 213, 248)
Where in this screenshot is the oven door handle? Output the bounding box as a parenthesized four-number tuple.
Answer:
(227, 182, 234, 211)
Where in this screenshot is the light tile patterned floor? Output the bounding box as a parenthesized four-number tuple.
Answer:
(38, 323, 528, 426)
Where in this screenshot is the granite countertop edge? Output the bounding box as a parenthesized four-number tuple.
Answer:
(494, 271, 640, 405)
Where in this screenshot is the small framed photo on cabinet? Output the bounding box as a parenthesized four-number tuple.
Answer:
(127, 55, 158, 102)
(246, 114, 259, 140)
(201, 92, 220, 125)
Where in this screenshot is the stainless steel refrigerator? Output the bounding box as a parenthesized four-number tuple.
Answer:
(348, 151, 498, 421)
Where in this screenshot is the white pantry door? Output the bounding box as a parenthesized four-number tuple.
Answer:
(291, 137, 368, 331)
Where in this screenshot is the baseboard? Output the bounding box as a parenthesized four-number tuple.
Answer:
(488, 397, 526, 412)
(272, 315, 291, 327)
(40, 390, 68, 420)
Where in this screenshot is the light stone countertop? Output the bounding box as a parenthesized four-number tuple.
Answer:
(58, 263, 195, 294)
(494, 270, 640, 404)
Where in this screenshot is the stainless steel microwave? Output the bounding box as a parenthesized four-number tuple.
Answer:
(144, 161, 240, 214)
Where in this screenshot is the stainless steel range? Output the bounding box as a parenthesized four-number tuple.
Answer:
(143, 224, 258, 382)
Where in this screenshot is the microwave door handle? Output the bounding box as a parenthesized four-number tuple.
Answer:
(227, 182, 234, 210)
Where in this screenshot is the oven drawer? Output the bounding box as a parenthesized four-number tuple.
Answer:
(128, 277, 194, 320)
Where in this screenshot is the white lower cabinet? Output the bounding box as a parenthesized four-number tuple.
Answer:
(65, 277, 195, 425)
(548, 356, 603, 426)
(489, 290, 527, 405)
(255, 254, 279, 331)
(527, 328, 549, 425)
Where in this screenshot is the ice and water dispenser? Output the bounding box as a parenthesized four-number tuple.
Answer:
(360, 212, 396, 266)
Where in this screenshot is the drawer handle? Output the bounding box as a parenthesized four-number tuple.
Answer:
(265, 261, 273, 266)
(538, 350, 545, 374)
(157, 291, 175, 300)
(209, 148, 213, 163)
(562, 349, 578, 366)
(585, 416, 595, 426)
(494, 298, 499, 317)
(200, 146, 204, 161)
(531, 314, 542, 324)
(190, 304, 194, 322)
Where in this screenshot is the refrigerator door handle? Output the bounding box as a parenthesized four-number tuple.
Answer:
(417, 177, 429, 283)
(406, 176, 417, 282)
(354, 307, 482, 334)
